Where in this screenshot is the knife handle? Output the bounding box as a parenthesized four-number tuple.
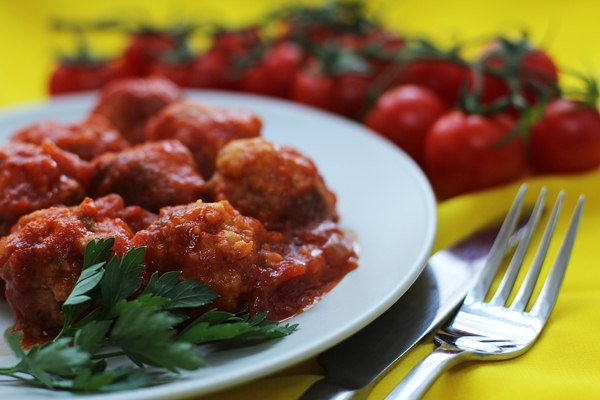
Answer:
(298, 378, 370, 400)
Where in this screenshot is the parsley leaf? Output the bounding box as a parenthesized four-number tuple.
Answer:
(179, 311, 298, 344)
(100, 247, 145, 315)
(0, 238, 297, 392)
(142, 271, 218, 310)
(109, 300, 204, 371)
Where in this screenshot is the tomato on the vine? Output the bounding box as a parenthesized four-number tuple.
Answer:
(239, 42, 304, 98)
(149, 37, 197, 87)
(121, 31, 177, 77)
(188, 51, 235, 90)
(291, 47, 372, 118)
(292, 66, 371, 118)
(479, 37, 559, 109)
(399, 59, 471, 108)
(151, 59, 195, 87)
(209, 27, 261, 56)
(49, 60, 124, 95)
(277, 0, 377, 46)
(424, 110, 526, 199)
(529, 99, 600, 173)
(189, 27, 263, 90)
(364, 85, 446, 165)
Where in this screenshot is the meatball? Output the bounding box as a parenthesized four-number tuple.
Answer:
(206, 138, 338, 230)
(0, 196, 134, 344)
(90, 140, 205, 212)
(132, 200, 273, 312)
(130, 199, 357, 321)
(251, 221, 358, 320)
(92, 77, 182, 144)
(88, 193, 157, 233)
(0, 141, 91, 235)
(11, 115, 129, 161)
(146, 100, 262, 178)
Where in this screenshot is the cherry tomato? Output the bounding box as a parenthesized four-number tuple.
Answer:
(150, 59, 195, 87)
(338, 29, 405, 79)
(424, 111, 526, 199)
(190, 51, 239, 90)
(239, 42, 304, 98)
(479, 41, 559, 109)
(189, 28, 263, 90)
(121, 32, 177, 77)
(364, 85, 446, 165)
(399, 59, 471, 108)
(49, 61, 124, 95)
(529, 99, 600, 173)
(210, 27, 261, 57)
(291, 62, 371, 118)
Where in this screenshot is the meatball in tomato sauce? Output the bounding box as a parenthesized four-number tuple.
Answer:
(87, 193, 157, 233)
(0, 141, 92, 235)
(90, 140, 206, 212)
(92, 77, 182, 144)
(146, 100, 262, 178)
(132, 200, 273, 312)
(11, 115, 129, 161)
(252, 221, 358, 320)
(206, 138, 338, 231)
(0, 196, 135, 344)
(131, 200, 357, 320)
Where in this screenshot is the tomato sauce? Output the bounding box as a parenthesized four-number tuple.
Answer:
(0, 77, 358, 344)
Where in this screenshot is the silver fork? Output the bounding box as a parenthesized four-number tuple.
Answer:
(385, 185, 585, 400)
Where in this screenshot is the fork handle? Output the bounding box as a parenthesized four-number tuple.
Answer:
(384, 346, 468, 400)
(298, 378, 371, 400)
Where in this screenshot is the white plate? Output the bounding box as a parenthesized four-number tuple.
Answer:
(0, 91, 437, 399)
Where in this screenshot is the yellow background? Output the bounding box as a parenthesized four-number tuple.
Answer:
(1, 1, 600, 399)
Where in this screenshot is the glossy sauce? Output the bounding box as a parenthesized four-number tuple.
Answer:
(0, 77, 358, 345)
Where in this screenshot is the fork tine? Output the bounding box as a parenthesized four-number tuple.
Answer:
(529, 195, 585, 323)
(509, 191, 564, 311)
(489, 187, 548, 306)
(465, 184, 528, 304)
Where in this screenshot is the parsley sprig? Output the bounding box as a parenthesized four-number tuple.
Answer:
(0, 238, 297, 392)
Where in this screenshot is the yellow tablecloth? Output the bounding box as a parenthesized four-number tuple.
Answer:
(1, 1, 599, 399)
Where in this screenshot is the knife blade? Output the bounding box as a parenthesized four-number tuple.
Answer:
(298, 218, 526, 400)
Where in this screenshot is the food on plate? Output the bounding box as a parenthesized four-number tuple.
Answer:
(146, 100, 262, 178)
(0, 77, 358, 348)
(92, 77, 182, 144)
(250, 220, 358, 320)
(0, 196, 135, 344)
(0, 141, 91, 234)
(132, 199, 356, 321)
(132, 200, 274, 313)
(206, 137, 338, 231)
(89, 193, 158, 233)
(11, 115, 129, 161)
(89, 139, 205, 212)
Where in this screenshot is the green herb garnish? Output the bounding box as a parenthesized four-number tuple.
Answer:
(0, 238, 297, 392)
